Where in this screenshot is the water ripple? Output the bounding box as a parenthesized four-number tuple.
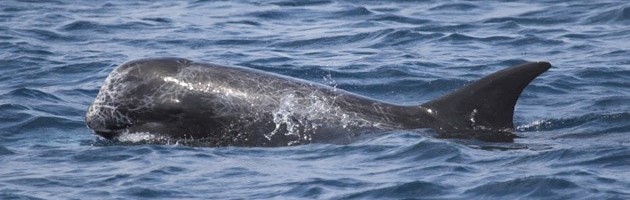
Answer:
(372, 14, 431, 25)
(465, 177, 580, 199)
(0, 145, 16, 155)
(585, 5, 630, 24)
(341, 181, 450, 199)
(429, 3, 480, 11)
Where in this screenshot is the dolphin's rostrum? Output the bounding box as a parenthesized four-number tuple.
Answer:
(86, 58, 550, 146)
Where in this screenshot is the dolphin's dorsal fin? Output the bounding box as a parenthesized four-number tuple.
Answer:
(421, 62, 551, 133)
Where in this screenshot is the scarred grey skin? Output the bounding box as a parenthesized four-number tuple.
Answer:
(86, 58, 550, 147)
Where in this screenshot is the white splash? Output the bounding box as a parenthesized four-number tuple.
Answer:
(262, 87, 372, 145)
(517, 119, 550, 130)
(470, 108, 478, 123)
(116, 131, 163, 143)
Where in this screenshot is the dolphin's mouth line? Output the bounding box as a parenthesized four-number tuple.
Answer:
(92, 125, 132, 140)
(93, 129, 121, 140)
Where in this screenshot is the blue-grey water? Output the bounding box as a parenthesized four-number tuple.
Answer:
(1, 0, 629, 199)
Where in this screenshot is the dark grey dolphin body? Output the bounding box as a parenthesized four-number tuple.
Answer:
(86, 58, 550, 147)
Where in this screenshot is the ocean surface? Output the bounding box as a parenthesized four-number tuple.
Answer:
(1, 0, 629, 199)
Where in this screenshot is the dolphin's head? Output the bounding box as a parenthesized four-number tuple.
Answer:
(85, 57, 192, 139)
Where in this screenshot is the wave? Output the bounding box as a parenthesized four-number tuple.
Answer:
(270, 0, 332, 7)
(429, 3, 480, 11)
(465, 177, 580, 199)
(372, 138, 463, 162)
(585, 5, 630, 24)
(484, 16, 573, 25)
(0, 145, 16, 155)
(15, 28, 77, 42)
(59, 20, 157, 33)
(371, 14, 431, 25)
(16, 115, 83, 132)
(517, 112, 629, 132)
(341, 181, 449, 199)
(271, 28, 392, 49)
(332, 6, 373, 18)
(1, 88, 62, 102)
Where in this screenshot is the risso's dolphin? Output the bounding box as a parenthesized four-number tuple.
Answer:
(86, 58, 550, 147)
